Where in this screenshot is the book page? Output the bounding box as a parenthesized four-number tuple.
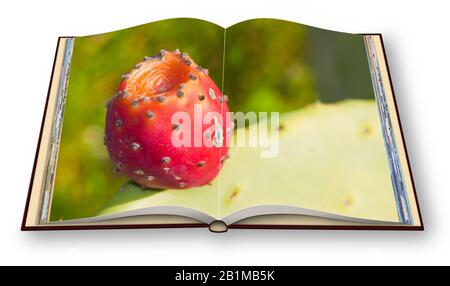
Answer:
(218, 19, 400, 223)
(48, 18, 226, 222)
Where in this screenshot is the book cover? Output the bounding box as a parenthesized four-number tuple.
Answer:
(22, 18, 423, 232)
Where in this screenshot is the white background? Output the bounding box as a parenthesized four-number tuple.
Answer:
(0, 0, 449, 265)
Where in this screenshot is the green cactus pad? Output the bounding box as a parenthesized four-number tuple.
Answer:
(99, 100, 398, 222)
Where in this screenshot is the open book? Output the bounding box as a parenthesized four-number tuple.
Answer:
(22, 18, 423, 232)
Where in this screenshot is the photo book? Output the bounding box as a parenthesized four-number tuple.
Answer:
(22, 18, 423, 232)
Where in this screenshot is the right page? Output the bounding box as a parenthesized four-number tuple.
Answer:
(218, 19, 403, 223)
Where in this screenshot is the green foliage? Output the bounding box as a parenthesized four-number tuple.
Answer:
(225, 19, 317, 113)
(224, 19, 374, 113)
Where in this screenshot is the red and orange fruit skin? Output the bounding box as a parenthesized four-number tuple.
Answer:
(105, 50, 231, 189)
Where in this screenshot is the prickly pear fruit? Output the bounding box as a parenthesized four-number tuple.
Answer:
(105, 50, 231, 189)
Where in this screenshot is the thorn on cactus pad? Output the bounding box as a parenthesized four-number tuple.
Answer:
(160, 49, 167, 57)
(199, 94, 205, 101)
(131, 99, 139, 108)
(146, 175, 154, 181)
(156, 96, 166, 103)
(134, 169, 144, 175)
(161, 157, 171, 164)
(202, 68, 209, 75)
(179, 182, 186, 188)
(174, 175, 182, 181)
(189, 74, 197, 81)
(131, 142, 140, 151)
(115, 119, 123, 128)
(342, 196, 354, 207)
(163, 167, 171, 173)
(122, 73, 130, 80)
(197, 161, 205, 167)
(174, 48, 180, 54)
(228, 186, 241, 201)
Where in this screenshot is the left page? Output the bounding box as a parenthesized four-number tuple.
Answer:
(47, 18, 226, 222)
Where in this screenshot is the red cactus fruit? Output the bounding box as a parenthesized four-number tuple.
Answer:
(105, 49, 231, 189)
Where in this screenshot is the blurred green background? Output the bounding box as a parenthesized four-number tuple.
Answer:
(51, 18, 374, 221)
(224, 19, 373, 113)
